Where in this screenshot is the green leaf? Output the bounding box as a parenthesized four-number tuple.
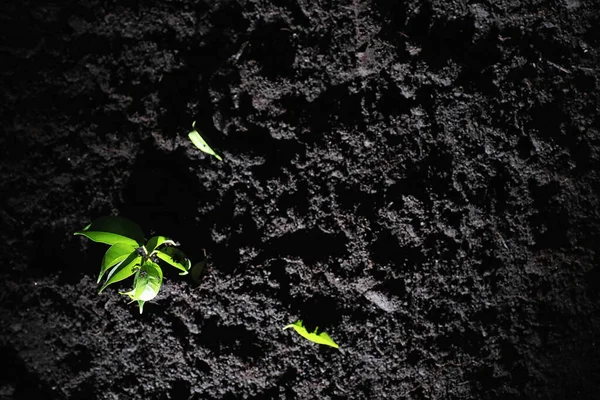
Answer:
(155, 247, 191, 275)
(188, 121, 223, 161)
(99, 253, 142, 293)
(99, 243, 136, 283)
(146, 236, 176, 254)
(190, 260, 206, 284)
(74, 216, 144, 246)
(120, 261, 163, 314)
(283, 320, 339, 349)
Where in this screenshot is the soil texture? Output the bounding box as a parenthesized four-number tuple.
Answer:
(1, 0, 600, 399)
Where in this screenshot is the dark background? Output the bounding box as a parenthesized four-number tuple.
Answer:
(1, 0, 600, 399)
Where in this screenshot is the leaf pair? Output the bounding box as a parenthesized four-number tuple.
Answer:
(99, 244, 140, 292)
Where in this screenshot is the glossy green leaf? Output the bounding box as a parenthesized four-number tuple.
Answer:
(155, 247, 190, 275)
(146, 236, 176, 254)
(188, 121, 223, 161)
(99, 253, 142, 293)
(74, 216, 144, 246)
(120, 261, 163, 314)
(283, 320, 339, 349)
(99, 243, 136, 283)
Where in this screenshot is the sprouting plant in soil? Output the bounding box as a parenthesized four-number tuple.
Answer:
(74, 216, 191, 313)
(188, 121, 222, 161)
(283, 320, 339, 349)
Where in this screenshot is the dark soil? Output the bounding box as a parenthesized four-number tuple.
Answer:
(2, 0, 600, 399)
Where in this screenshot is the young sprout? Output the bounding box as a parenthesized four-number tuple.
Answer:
(188, 121, 222, 161)
(283, 320, 339, 349)
(74, 216, 192, 313)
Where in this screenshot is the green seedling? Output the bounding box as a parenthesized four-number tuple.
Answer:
(283, 320, 339, 349)
(188, 121, 222, 161)
(74, 216, 191, 313)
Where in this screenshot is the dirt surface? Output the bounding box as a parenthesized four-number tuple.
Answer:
(1, 0, 600, 399)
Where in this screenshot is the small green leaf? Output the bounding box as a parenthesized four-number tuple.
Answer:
(120, 261, 163, 314)
(146, 236, 176, 254)
(283, 320, 339, 349)
(99, 243, 136, 283)
(99, 253, 142, 293)
(74, 216, 144, 246)
(188, 121, 223, 161)
(155, 247, 191, 275)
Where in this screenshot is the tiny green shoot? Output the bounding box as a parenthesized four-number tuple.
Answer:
(283, 320, 339, 349)
(74, 216, 192, 313)
(188, 121, 222, 161)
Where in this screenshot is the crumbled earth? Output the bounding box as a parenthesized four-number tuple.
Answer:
(1, 0, 600, 399)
